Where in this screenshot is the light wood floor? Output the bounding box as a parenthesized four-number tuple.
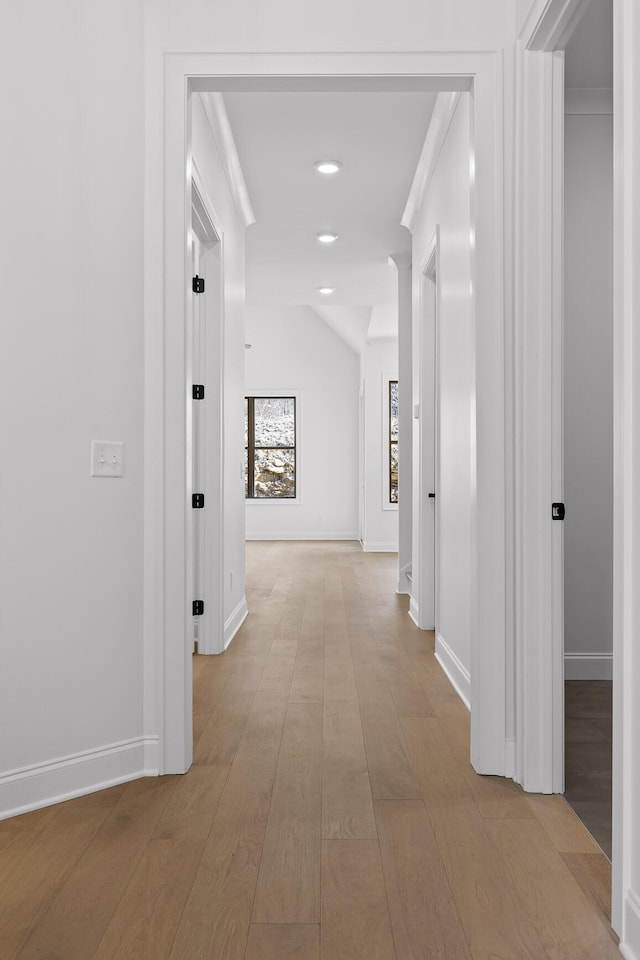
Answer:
(1, 541, 619, 959)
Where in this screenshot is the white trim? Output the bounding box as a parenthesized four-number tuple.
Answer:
(409, 598, 420, 628)
(401, 92, 461, 231)
(147, 48, 508, 796)
(564, 653, 613, 680)
(246, 532, 359, 541)
(505, 738, 516, 779)
(513, 45, 566, 794)
(224, 596, 248, 650)
(0, 737, 157, 821)
(565, 87, 613, 116)
(199, 92, 255, 229)
(435, 633, 471, 710)
(397, 561, 412, 595)
(362, 541, 398, 553)
(519, 0, 590, 51)
(619, 890, 640, 960)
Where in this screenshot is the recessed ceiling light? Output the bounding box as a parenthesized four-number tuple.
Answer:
(314, 160, 342, 175)
(318, 287, 335, 295)
(316, 233, 339, 244)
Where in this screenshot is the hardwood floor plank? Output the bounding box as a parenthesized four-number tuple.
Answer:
(323, 654, 357, 701)
(487, 818, 620, 959)
(169, 697, 289, 960)
(290, 655, 325, 703)
(374, 799, 472, 959)
(245, 924, 320, 960)
(401, 716, 471, 808)
(561, 852, 615, 934)
(0, 807, 108, 960)
(429, 802, 551, 960)
(93, 839, 204, 960)
(252, 702, 323, 922)
(361, 714, 421, 800)
(384, 665, 434, 717)
(194, 662, 264, 765)
(16, 778, 177, 960)
(321, 839, 396, 960)
(322, 700, 376, 839)
(153, 764, 230, 840)
(526, 794, 602, 853)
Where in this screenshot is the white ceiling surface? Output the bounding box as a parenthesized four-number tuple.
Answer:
(222, 91, 437, 351)
(564, 0, 613, 89)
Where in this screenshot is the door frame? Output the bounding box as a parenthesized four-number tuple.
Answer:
(516, 0, 637, 943)
(144, 50, 509, 780)
(412, 229, 439, 633)
(190, 162, 226, 657)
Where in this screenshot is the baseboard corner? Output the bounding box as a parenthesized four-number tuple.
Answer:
(224, 596, 248, 649)
(435, 633, 471, 710)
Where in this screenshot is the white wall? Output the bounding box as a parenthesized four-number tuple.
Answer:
(0, 1, 146, 813)
(411, 94, 473, 698)
(191, 96, 248, 642)
(564, 105, 613, 679)
(361, 339, 399, 552)
(245, 306, 359, 540)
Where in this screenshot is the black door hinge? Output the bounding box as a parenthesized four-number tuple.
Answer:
(192, 275, 205, 294)
(192, 493, 205, 508)
(192, 600, 204, 616)
(552, 502, 565, 520)
(192, 384, 205, 400)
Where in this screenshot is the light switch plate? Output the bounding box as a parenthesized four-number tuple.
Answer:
(91, 441, 124, 478)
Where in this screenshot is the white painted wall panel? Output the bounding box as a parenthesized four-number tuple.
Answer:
(411, 94, 473, 681)
(0, 2, 145, 783)
(245, 306, 359, 540)
(564, 111, 613, 667)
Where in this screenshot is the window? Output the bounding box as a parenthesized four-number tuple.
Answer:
(245, 396, 296, 499)
(389, 380, 399, 503)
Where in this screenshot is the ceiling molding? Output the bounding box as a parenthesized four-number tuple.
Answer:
(200, 92, 256, 230)
(520, 0, 590, 51)
(401, 92, 461, 233)
(388, 253, 412, 271)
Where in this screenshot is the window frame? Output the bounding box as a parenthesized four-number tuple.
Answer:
(245, 391, 301, 504)
(382, 374, 399, 511)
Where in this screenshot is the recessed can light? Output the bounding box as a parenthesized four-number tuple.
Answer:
(314, 160, 342, 175)
(317, 287, 335, 295)
(316, 233, 339, 244)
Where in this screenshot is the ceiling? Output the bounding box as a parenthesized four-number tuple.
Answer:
(221, 91, 437, 349)
(565, 0, 612, 88)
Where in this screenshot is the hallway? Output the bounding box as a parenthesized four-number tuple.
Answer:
(1, 542, 618, 959)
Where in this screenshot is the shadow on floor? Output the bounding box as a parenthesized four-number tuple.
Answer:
(565, 680, 612, 859)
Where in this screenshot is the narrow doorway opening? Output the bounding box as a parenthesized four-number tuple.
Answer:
(562, 0, 614, 858)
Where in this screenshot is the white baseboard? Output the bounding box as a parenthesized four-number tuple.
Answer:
(564, 652, 613, 680)
(224, 596, 248, 649)
(620, 888, 640, 960)
(505, 738, 516, 779)
(246, 532, 359, 541)
(397, 562, 412, 595)
(409, 597, 420, 627)
(0, 736, 158, 821)
(435, 633, 471, 710)
(362, 541, 398, 552)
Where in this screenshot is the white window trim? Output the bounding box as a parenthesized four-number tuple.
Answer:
(245, 388, 302, 505)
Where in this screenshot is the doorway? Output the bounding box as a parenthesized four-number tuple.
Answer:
(562, 0, 614, 859)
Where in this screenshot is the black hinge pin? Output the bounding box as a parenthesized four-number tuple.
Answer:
(192, 275, 205, 294)
(192, 493, 205, 508)
(192, 384, 205, 400)
(192, 600, 204, 616)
